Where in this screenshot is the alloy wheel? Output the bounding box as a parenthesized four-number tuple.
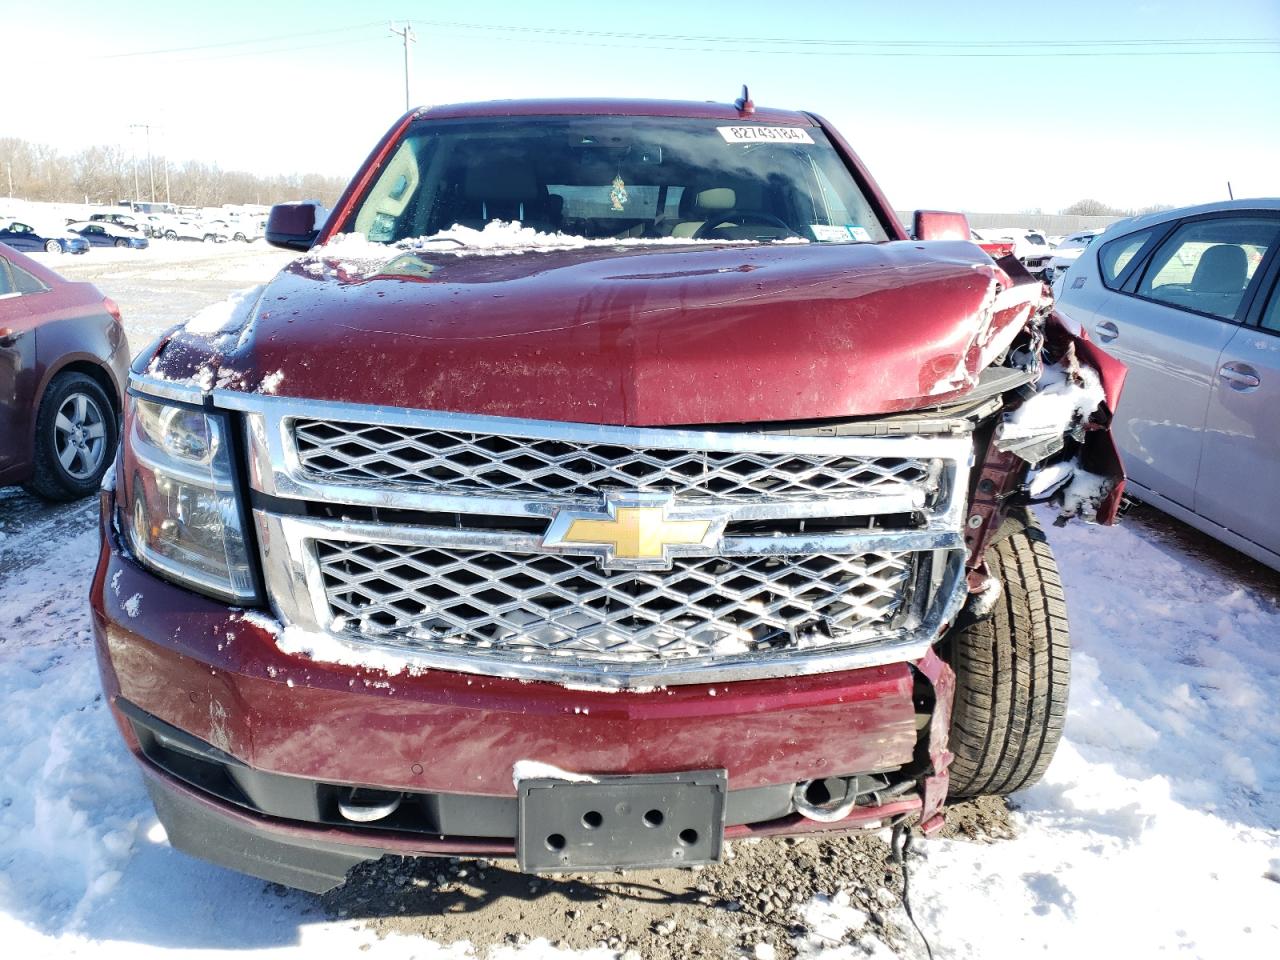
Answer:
(54, 392, 108, 480)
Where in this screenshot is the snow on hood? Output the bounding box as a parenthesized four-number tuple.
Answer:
(302, 221, 790, 277)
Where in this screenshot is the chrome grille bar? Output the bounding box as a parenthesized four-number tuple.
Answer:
(291, 417, 939, 504)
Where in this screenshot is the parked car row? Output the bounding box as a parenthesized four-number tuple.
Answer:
(0, 219, 90, 255)
(79, 211, 267, 243)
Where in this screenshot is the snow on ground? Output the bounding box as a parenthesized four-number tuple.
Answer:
(0, 244, 1277, 957)
(909, 508, 1280, 958)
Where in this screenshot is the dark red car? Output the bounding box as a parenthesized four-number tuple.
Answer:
(0, 243, 128, 499)
(90, 98, 1125, 891)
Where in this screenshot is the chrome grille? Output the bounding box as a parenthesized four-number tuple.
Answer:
(292, 419, 938, 503)
(313, 539, 914, 663)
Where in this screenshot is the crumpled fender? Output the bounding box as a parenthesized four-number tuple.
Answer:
(1046, 309, 1128, 524)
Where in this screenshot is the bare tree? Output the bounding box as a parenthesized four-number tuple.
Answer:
(1, 137, 348, 207)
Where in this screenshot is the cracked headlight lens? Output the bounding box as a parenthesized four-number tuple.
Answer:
(120, 395, 256, 602)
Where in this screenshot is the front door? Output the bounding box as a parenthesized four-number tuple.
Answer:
(1196, 272, 1280, 557)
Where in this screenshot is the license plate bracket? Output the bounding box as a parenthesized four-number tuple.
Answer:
(517, 769, 727, 872)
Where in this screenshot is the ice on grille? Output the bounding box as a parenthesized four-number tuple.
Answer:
(314, 541, 914, 664)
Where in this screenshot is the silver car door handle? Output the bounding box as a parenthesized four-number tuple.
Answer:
(1219, 362, 1260, 390)
(1094, 320, 1119, 343)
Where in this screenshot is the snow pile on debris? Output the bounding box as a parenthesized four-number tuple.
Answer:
(302, 221, 785, 277)
(1002, 349, 1105, 444)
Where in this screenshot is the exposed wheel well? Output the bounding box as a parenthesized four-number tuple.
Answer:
(46, 360, 121, 418)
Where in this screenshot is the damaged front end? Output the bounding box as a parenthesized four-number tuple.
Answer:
(844, 255, 1127, 831)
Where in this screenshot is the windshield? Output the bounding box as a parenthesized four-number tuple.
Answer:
(339, 116, 890, 247)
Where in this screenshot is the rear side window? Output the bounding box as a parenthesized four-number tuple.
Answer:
(11, 262, 47, 294)
(1137, 217, 1279, 320)
(1262, 286, 1280, 334)
(1098, 230, 1153, 288)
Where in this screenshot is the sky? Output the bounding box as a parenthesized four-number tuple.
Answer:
(4, 0, 1278, 212)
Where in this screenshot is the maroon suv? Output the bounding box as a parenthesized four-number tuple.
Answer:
(90, 99, 1125, 891)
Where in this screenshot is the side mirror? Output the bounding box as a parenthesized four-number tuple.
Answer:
(266, 201, 323, 251)
(912, 210, 971, 242)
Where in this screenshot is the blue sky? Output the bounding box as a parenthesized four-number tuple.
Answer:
(6, 0, 1278, 211)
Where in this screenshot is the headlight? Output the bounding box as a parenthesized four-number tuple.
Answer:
(120, 394, 257, 602)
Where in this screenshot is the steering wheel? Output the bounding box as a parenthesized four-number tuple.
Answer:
(692, 211, 798, 240)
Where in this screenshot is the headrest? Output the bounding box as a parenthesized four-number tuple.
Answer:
(1190, 244, 1248, 294)
(693, 187, 736, 211)
(464, 162, 539, 201)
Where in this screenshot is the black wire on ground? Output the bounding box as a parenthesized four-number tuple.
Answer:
(891, 821, 935, 960)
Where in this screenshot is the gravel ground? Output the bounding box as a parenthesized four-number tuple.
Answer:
(323, 798, 1013, 959)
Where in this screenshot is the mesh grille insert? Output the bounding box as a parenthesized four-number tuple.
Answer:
(314, 539, 915, 664)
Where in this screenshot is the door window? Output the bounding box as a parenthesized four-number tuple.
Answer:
(1137, 217, 1279, 320)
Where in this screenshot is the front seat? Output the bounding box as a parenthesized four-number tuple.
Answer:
(455, 160, 554, 232)
(662, 187, 736, 238)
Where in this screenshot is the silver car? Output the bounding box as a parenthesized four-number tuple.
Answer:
(1056, 198, 1280, 571)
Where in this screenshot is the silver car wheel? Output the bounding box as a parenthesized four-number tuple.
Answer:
(44, 239, 61, 253)
(54, 392, 108, 480)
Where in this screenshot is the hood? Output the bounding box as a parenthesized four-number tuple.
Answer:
(150, 239, 1038, 426)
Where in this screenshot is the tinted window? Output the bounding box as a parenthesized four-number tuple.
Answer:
(1137, 217, 1278, 320)
(0, 258, 46, 295)
(344, 116, 890, 246)
(1263, 285, 1280, 334)
(1098, 230, 1153, 288)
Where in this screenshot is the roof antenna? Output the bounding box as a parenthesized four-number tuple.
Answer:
(734, 84, 755, 116)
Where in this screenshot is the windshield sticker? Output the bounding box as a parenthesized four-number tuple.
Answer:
(847, 226, 871, 241)
(610, 175, 629, 211)
(717, 126, 814, 145)
(811, 224, 851, 242)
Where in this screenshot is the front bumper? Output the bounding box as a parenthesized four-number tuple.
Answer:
(92, 489, 953, 888)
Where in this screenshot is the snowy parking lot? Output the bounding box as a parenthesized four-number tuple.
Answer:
(1, 243, 1278, 959)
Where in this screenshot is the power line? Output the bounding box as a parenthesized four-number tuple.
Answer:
(409, 18, 1279, 51)
(94, 20, 386, 60)
(413, 25, 1280, 58)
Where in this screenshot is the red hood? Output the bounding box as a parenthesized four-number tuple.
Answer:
(151, 240, 1033, 426)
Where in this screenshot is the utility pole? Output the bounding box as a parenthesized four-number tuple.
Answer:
(390, 21, 416, 111)
(130, 123, 156, 201)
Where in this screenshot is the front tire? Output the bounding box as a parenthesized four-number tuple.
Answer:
(24, 373, 118, 501)
(45, 239, 62, 254)
(114, 238, 130, 248)
(945, 510, 1070, 798)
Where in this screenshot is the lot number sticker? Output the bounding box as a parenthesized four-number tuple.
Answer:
(717, 126, 814, 145)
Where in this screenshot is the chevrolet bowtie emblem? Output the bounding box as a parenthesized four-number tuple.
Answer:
(542, 492, 727, 570)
